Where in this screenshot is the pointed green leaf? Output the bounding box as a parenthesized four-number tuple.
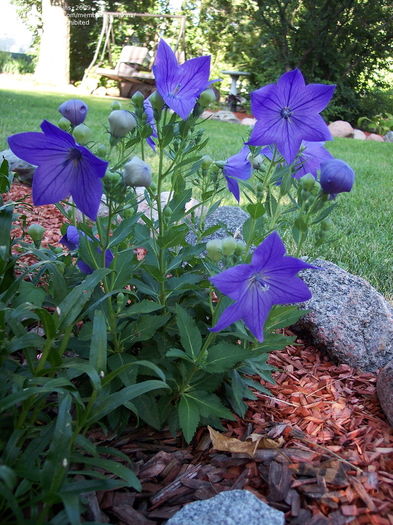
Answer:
(178, 395, 200, 443)
(89, 309, 107, 374)
(175, 304, 202, 360)
(205, 343, 254, 373)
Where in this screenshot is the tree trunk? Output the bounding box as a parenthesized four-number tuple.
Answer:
(35, 0, 70, 85)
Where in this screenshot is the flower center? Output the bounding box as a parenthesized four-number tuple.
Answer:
(250, 272, 270, 292)
(280, 106, 292, 119)
(67, 148, 82, 164)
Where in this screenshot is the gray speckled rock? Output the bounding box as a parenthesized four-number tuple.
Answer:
(209, 110, 241, 124)
(1, 148, 36, 185)
(384, 131, 393, 143)
(293, 259, 393, 372)
(377, 360, 393, 426)
(166, 489, 284, 525)
(186, 206, 250, 245)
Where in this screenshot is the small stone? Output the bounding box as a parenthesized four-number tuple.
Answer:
(186, 206, 250, 245)
(293, 259, 393, 372)
(328, 120, 354, 138)
(1, 148, 36, 185)
(367, 133, 384, 142)
(377, 360, 393, 426)
(166, 489, 284, 525)
(241, 117, 257, 126)
(210, 110, 241, 124)
(353, 129, 366, 140)
(384, 131, 393, 142)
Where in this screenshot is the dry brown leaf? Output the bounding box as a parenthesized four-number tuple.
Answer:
(208, 427, 283, 458)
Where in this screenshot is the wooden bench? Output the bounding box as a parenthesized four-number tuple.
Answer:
(96, 46, 155, 98)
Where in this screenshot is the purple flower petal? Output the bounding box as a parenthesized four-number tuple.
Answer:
(293, 83, 335, 114)
(294, 141, 333, 179)
(210, 264, 254, 300)
(153, 39, 214, 120)
(251, 231, 286, 270)
(223, 145, 252, 201)
(60, 225, 80, 250)
(276, 69, 306, 107)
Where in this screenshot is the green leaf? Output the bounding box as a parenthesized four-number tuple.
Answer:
(128, 313, 170, 343)
(0, 465, 17, 490)
(118, 299, 163, 317)
(87, 380, 168, 424)
(157, 224, 188, 248)
(186, 391, 234, 420)
(246, 202, 265, 219)
(108, 215, 140, 248)
(175, 304, 202, 360)
(71, 454, 141, 490)
(0, 158, 10, 193)
(178, 395, 200, 443)
(59, 492, 81, 525)
(205, 343, 254, 373)
(89, 309, 107, 374)
(58, 269, 111, 329)
(265, 305, 306, 330)
(166, 348, 193, 361)
(14, 280, 46, 308)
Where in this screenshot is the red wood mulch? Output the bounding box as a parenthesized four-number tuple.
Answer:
(4, 182, 393, 524)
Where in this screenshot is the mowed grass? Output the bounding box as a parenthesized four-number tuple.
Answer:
(1, 88, 392, 298)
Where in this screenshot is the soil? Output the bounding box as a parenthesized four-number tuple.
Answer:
(4, 182, 393, 525)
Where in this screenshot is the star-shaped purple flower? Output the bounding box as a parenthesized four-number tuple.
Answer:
(210, 231, 317, 341)
(8, 120, 108, 220)
(60, 225, 113, 274)
(153, 39, 216, 120)
(247, 69, 335, 164)
(223, 145, 252, 202)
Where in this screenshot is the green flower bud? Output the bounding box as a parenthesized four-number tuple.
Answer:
(221, 236, 237, 256)
(234, 240, 246, 256)
(73, 123, 91, 145)
(123, 156, 152, 187)
(206, 239, 223, 261)
(58, 116, 71, 131)
(201, 155, 213, 170)
(198, 88, 216, 108)
(215, 160, 225, 169)
(300, 189, 311, 202)
(131, 90, 144, 107)
(300, 173, 316, 191)
(95, 144, 108, 158)
(294, 215, 308, 232)
(28, 223, 45, 247)
(105, 171, 122, 185)
(248, 153, 264, 170)
(148, 91, 164, 112)
(311, 181, 321, 195)
(163, 206, 172, 219)
(108, 110, 136, 138)
(111, 100, 121, 110)
(116, 292, 127, 312)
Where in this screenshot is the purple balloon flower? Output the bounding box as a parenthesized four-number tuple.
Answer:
(223, 145, 252, 202)
(210, 231, 317, 342)
(247, 69, 335, 164)
(143, 98, 158, 151)
(8, 120, 108, 220)
(293, 141, 334, 179)
(153, 39, 216, 120)
(58, 99, 88, 126)
(320, 159, 355, 197)
(60, 225, 113, 274)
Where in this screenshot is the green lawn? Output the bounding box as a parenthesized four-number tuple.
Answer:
(1, 88, 392, 298)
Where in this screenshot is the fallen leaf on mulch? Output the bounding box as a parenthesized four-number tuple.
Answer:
(208, 426, 283, 457)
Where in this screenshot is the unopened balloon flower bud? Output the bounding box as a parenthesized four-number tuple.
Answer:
(96, 144, 108, 158)
(131, 90, 144, 107)
(73, 123, 91, 145)
(148, 91, 164, 112)
(105, 171, 122, 185)
(320, 159, 355, 195)
(234, 240, 246, 256)
(198, 87, 216, 108)
(221, 237, 237, 256)
(123, 156, 152, 187)
(163, 206, 172, 220)
(299, 173, 316, 191)
(58, 99, 88, 127)
(116, 292, 127, 312)
(111, 100, 121, 110)
(28, 223, 45, 247)
(201, 155, 213, 170)
(58, 116, 71, 131)
(206, 239, 223, 261)
(248, 153, 264, 170)
(108, 110, 137, 138)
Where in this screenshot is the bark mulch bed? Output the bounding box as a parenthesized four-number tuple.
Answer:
(4, 182, 393, 524)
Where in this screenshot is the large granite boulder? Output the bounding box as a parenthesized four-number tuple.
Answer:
(384, 131, 393, 143)
(366, 133, 384, 142)
(353, 129, 366, 140)
(328, 120, 354, 138)
(209, 110, 241, 124)
(377, 360, 393, 426)
(293, 259, 393, 372)
(166, 489, 284, 525)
